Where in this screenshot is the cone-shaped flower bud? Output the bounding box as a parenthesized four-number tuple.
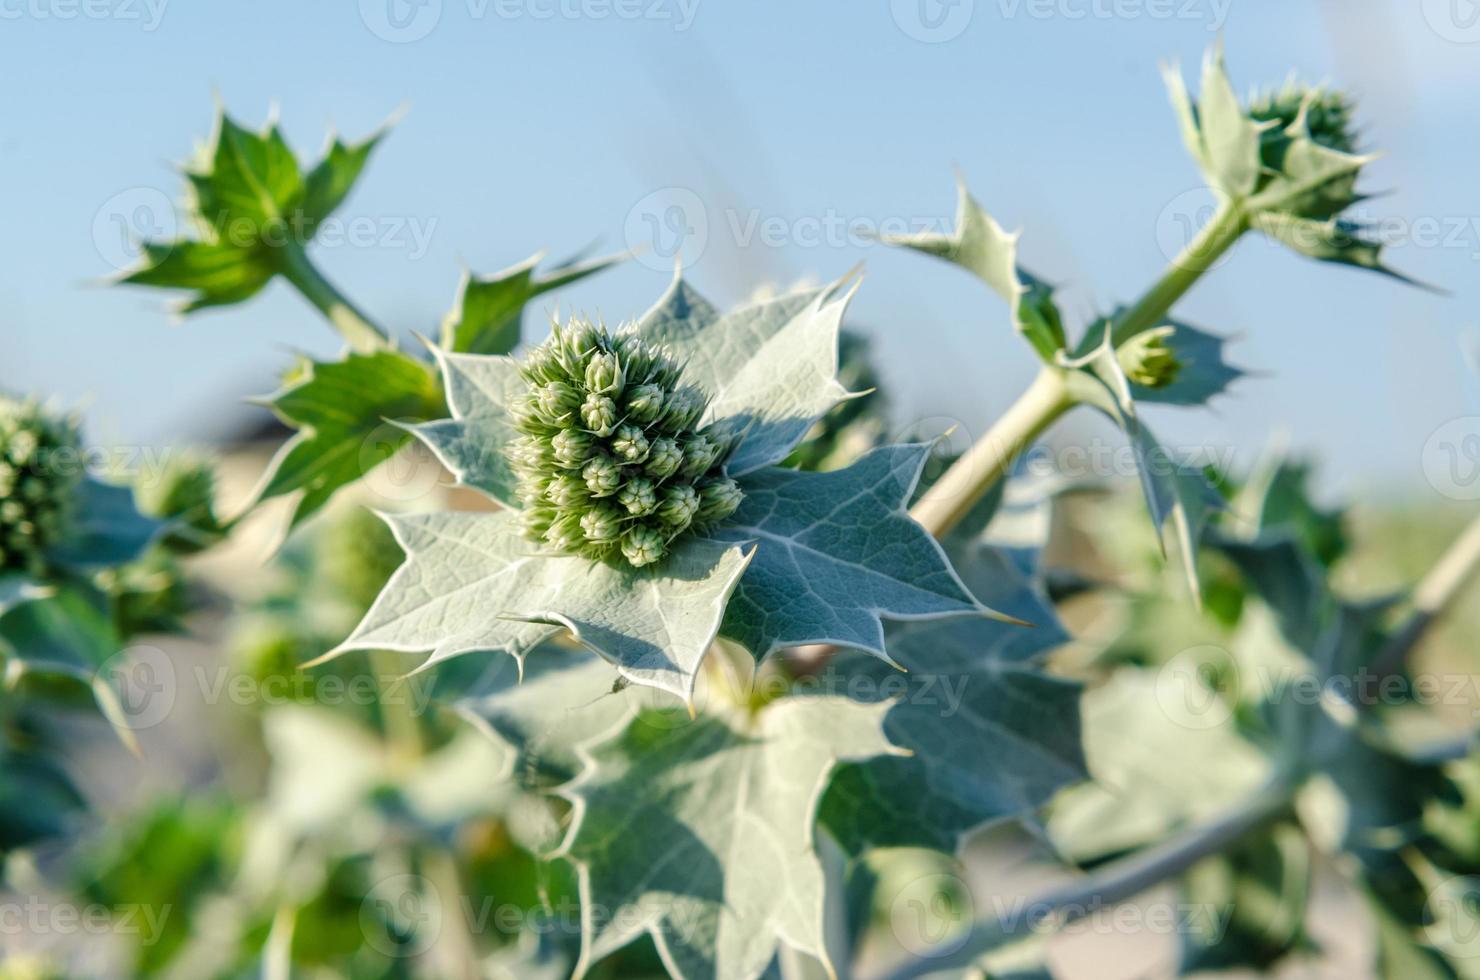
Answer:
(645, 437, 683, 480)
(583, 455, 622, 497)
(0, 396, 83, 576)
(697, 477, 744, 524)
(618, 478, 658, 517)
(621, 525, 666, 568)
(611, 424, 650, 464)
(1117, 326, 1182, 389)
(580, 505, 624, 545)
(658, 484, 700, 532)
(585, 351, 625, 396)
(1249, 82, 1357, 155)
(626, 384, 664, 424)
(581, 393, 618, 437)
(509, 317, 744, 567)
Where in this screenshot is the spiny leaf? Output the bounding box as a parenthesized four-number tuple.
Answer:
(441, 250, 625, 356)
(1248, 213, 1422, 287)
(820, 476, 1086, 855)
(120, 108, 386, 314)
(880, 179, 1066, 361)
(708, 444, 998, 661)
(331, 510, 753, 702)
(254, 349, 445, 530)
(634, 274, 855, 475)
(560, 696, 899, 980)
(413, 350, 526, 508)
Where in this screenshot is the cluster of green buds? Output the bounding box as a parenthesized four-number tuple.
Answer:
(510, 318, 744, 568)
(0, 396, 82, 576)
(1117, 326, 1182, 389)
(1248, 80, 1358, 155)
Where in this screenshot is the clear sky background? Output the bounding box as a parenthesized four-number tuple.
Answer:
(3, 0, 1478, 503)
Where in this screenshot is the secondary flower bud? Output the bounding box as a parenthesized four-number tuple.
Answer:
(551, 429, 592, 469)
(621, 525, 666, 568)
(1117, 326, 1182, 389)
(583, 455, 622, 497)
(658, 484, 700, 531)
(585, 351, 625, 396)
(580, 505, 624, 545)
(697, 477, 744, 523)
(626, 384, 664, 423)
(581, 393, 618, 437)
(509, 317, 744, 568)
(618, 478, 658, 517)
(645, 437, 683, 479)
(611, 424, 649, 463)
(0, 396, 83, 576)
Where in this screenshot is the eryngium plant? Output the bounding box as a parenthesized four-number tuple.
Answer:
(0, 397, 81, 576)
(511, 318, 741, 568)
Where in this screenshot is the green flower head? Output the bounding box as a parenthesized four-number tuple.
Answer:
(1248, 81, 1357, 155)
(511, 317, 741, 567)
(0, 396, 82, 576)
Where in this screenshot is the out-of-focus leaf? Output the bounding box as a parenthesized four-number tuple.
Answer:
(881, 179, 1065, 361)
(560, 696, 898, 980)
(254, 349, 445, 530)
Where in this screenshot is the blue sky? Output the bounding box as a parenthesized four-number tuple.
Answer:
(2, 0, 1478, 501)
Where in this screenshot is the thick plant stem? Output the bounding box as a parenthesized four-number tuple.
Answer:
(274, 240, 392, 353)
(878, 776, 1294, 980)
(1370, 510, 1480, 680)
(909, 368, 1074, 538)
(1112, 199, 1247, 346)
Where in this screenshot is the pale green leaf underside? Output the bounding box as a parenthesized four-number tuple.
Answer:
(335, 511, 753, 701)
(634, 275, 853, 475)
(413, 350, 525, 508)
(256, 349, 444, 529)
(562, 696, 897, 980)
(710, 443, 989, 660)
(880, 180, 1064, 361)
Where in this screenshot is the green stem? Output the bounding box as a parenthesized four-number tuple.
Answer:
(909, 367, 1074, 538)
(1369, 511, 1480, 682)
(1112, 199, 1247, 346)
(879, 776, 1294, 980)
(371, 648, 424, 767)
(273, 240, 392, 353)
